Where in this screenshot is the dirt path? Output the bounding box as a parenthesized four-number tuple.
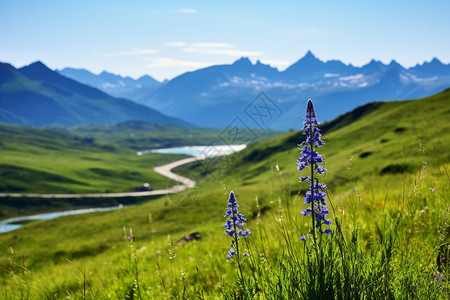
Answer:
(0, 156, 205, 199)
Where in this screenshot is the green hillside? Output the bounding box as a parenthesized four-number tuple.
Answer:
(0, 123, 190, 218)
(0, 90, 449, 298)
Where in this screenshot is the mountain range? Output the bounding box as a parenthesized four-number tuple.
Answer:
(0, 62, 189, 127)
(1, 52, 449, 130)
(59, 51, 450, 130)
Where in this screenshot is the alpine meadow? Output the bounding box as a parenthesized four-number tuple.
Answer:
(0, 90, 448, 299)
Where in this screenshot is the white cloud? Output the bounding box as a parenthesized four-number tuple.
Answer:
(106, 48, 159, 57)
(164, 41, 260, 58)
(165, 42, 233, 49)
(182, 47, 262, 57)
(146, 58, 212, 68)
(176, 8, 198, 14)
(191, 42, 233, 48)
(165, 41, 188, 47)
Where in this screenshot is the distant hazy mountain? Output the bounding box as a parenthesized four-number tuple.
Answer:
(112, 51, 448, 130)
(0, 61, 190, 127)
(58, 67, 161, 100)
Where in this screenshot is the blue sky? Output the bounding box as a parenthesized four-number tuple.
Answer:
(1, 0, 449, 81)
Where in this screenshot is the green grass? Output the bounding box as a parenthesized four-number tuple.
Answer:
(0, 90, 449, 298)
(0, 122, 193, 193)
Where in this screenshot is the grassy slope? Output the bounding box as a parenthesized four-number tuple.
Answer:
(0, 125, 192, 193)
(0, 123, 191, 218)
(0, 90, 449, 298)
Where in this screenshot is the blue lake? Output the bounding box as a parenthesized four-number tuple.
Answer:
(137, 144, 247, 157)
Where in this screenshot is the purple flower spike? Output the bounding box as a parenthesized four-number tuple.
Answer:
(223, 191, 251, 259)
(299, 99, 332, 237)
